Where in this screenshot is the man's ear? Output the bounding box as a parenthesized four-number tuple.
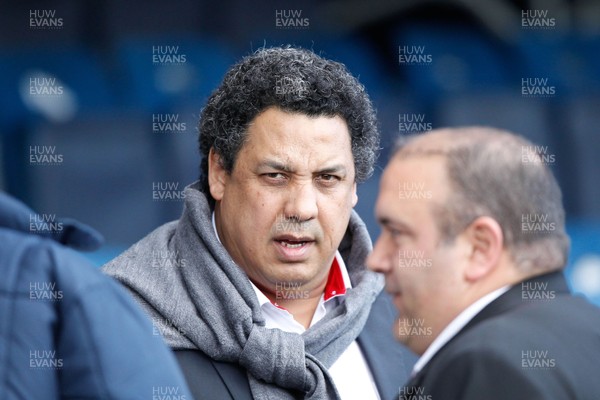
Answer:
(462, 216, 504, 282)
(208, 148, 227, 201)
(351, 181, 358, 207)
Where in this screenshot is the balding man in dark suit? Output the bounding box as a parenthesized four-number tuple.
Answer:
(368, 126, 600, 399)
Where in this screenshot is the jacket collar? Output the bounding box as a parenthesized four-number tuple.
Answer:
(463, 270, 569, 333)
(405, 270, 569, 390)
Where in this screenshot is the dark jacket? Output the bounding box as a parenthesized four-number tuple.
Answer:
(401, 271, 600, 399)
(175, 291, 417, 400)
(0, 193, 193, 400)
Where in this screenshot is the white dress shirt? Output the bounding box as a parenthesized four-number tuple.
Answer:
(412, 285, 511, 376)
(212, 213, 380, 399)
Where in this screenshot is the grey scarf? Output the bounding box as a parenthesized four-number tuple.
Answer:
(103, 182, 383, 399)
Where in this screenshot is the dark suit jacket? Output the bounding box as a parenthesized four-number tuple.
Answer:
(401, 271, 600, 400)
(175, 291, 417, 400)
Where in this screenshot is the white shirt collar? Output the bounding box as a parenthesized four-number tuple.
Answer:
(248, 251, 352, 305)
(412, 285, 511, 375)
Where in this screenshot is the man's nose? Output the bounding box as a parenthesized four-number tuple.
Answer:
(367, 233, 394, 274)
(282, 181, 318, 223)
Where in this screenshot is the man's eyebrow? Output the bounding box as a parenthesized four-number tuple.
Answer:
(315, 165, 347, 175)
(378, 217, 412, 232)
(258, 162, 348, 175)
(260, 160, 294, 172)
(378, 217, 392, 227)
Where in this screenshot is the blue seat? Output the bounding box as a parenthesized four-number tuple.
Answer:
(161, 105, 202, 185)
(356, 170, 382, 239)
(565, 221, 600, 307)
(393, 23, 514, 101)
(435, 92, 551, 145)
(25, 114, 181, 246)
(0, 45, 115, 133)
(562, 96, 600, 219)
(0, 45, 118, 202)
(315, 36, 390, 99)
(516, 32, 598, 96)
(571, 35, 600, 93)
(115, 36, 235, 112)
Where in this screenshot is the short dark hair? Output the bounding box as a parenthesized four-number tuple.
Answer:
(198, 46, 379, 207)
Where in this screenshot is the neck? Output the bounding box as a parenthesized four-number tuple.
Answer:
(259, 279, 328, 329)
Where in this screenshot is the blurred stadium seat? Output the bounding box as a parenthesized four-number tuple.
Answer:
(435, 92, 552, 146)
(563, 96, 600, 219)
(25, 114, 182, 245)
(115, 36, 234, 112)
(356, 170, 382, 240)
(516, 31, 600, 95)
(565, 221, 600, 306)
(0, 46, 115, 133)
(394, 23, 515, 102)
(315, 36, 391, 99)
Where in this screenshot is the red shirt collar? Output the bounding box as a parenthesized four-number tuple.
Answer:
(269, 255, 348, 309)
(324, 256, 347, 301)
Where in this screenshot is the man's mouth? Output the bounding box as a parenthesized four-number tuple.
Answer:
(278, 240, 306, 248)
(273, 234, 315, 260)
(274, 234, 314, 246)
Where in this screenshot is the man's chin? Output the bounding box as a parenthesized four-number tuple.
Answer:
(269, 265, 317, 285)
(394, 319, 432, 355)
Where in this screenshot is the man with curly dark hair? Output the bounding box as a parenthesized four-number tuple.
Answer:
(104, 46, 416, 400)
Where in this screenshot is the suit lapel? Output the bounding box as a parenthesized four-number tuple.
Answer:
(398, 371, 426, 400)
(211, 360, 254, 400)
(401, 271, 571, 392)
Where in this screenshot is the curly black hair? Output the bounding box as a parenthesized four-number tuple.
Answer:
(198, 46, 379, 207)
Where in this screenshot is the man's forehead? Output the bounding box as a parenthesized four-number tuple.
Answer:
(379, 156, 450, 209)
(243, 109, 351, 153)
(247, 109, 346, 136)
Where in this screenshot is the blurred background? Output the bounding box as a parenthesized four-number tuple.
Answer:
(1, 0, 599, 305)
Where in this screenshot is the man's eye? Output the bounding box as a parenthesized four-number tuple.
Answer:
(389, 229, 407, 240)
(262, 173, 288, 185)
(318, 174, 340, 182)
(390, 229, 402, 238)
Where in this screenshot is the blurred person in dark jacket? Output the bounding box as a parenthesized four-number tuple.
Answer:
(0, 192, 192, 400)
(368, 126, 600, 399)
(103, 46, 416, 400)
